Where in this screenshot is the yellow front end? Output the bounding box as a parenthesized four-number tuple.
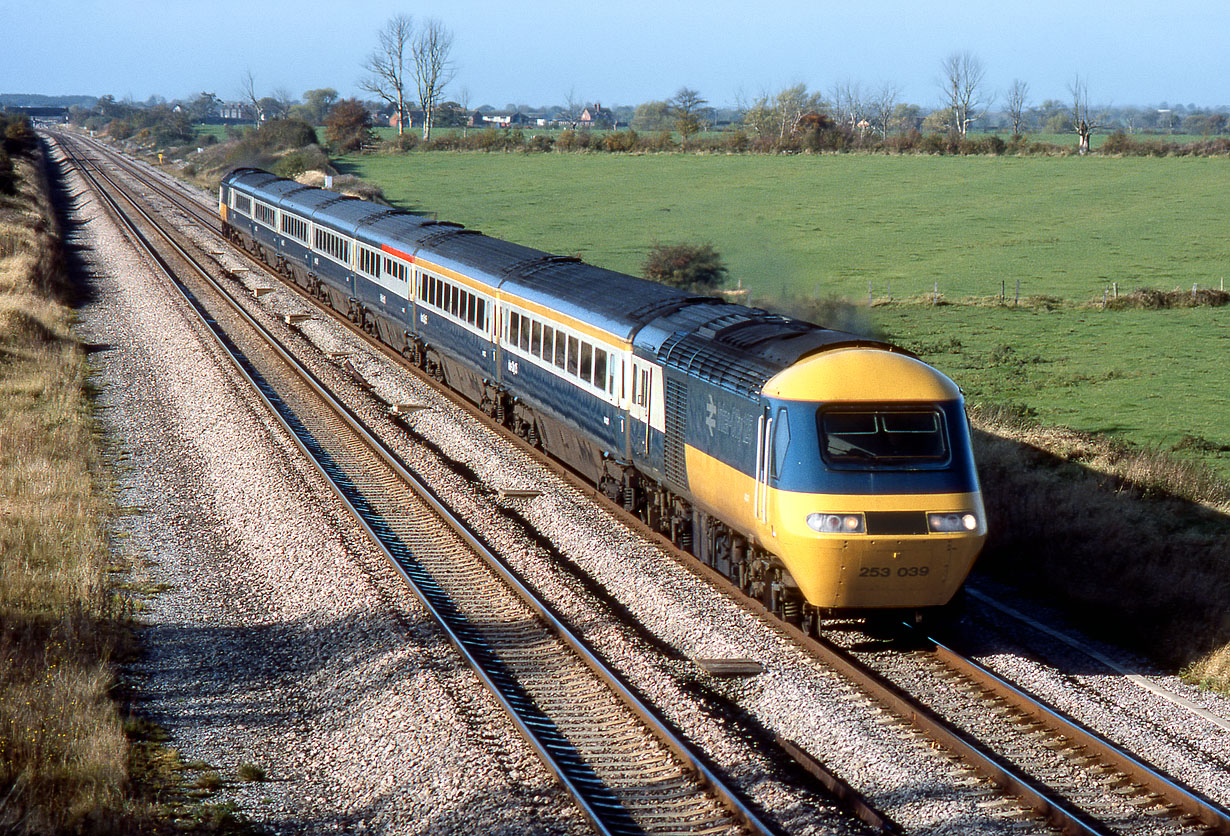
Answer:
(767, 488, 986, 609)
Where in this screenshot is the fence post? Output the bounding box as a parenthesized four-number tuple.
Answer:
(933, 281, 938, 305)
(1015, 279, 1020, 306)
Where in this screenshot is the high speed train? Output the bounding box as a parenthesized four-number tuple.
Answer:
(219, 167, 986, 628)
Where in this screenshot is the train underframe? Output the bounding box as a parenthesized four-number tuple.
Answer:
(226, 223, 848, 636)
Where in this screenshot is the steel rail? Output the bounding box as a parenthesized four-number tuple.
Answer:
(58, 136, 778, 836)
(919, 629, 1230, 835)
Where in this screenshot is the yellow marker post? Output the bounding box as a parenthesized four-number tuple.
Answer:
(158, 153, 164, 164)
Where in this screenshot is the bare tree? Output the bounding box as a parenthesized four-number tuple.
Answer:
(775, 83, 822, 142)
(868, 82, 901, 138)
(360, 14, 413, 136)
(830, 79, 866, 133)
(240, 69, 260, 125)
(562, 88, 585, 129)
(412, 17, 455, 141)
(457, 86, 472, 136)
(1068, 74, 1102, 154)
(272, 87, 297, 120)
(1006, 79, 1030, 137)
(939, 51, 990, 136)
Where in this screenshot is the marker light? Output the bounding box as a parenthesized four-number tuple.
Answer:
(928, 512, 980, 533)
(807, 512, 865, 534)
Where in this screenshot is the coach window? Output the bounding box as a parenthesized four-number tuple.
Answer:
(566, 336, 579, 376)
(509, 311, 521, 346)
(593, 349, 608, 393)
(467, 293, 476, 326)
(541, 325, 554, 362)
(530, 321, 542, 356)
(554, 331, 567, 370)
(578, 341, 592, 384)
(476, 298, 487, 332)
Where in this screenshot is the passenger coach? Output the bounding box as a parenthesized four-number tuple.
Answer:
(220, 167, 986, 625)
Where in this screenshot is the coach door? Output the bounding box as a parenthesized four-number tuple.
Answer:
(754, 406, 772, 524)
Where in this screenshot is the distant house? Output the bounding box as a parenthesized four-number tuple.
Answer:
(217, 102, 255, 122)
(579, 103, 614, 128)
(469, 111, 531, 128)
(388, 108, 426, 129)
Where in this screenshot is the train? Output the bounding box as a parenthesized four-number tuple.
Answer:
(219, 167, 986, 629)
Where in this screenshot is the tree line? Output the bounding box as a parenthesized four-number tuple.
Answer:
(64, 26, 1230, 159)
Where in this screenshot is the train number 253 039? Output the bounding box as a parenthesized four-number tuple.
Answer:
(859, 566, 930, 578)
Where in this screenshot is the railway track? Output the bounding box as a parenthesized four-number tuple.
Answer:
(56, 133, 783, 836)
(62, 133, 1230, 836)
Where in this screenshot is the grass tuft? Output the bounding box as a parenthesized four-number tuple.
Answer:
(235, 763, 265, 783)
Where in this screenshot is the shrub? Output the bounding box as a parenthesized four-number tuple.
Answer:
(2, 116, 36, 155)
(645, 130, 677, 152)
(0, 147, 13, 196)
(526, 133, 554, 152)
(324, 99, 374, 153)
(272, 145, 329, 179)
(722, 130, 751, 153)
(643, 241, 727, 290)
(602, 129, 638, 152)
(107, 119, 134, 140)
(1101, 131, 1134, 155)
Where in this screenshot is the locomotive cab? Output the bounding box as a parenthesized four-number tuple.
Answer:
(757, 348, 986, 610)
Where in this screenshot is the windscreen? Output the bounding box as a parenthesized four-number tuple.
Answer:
(818, 409, 949, 467)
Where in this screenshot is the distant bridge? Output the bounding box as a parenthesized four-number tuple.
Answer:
(5, 106, 69, 119)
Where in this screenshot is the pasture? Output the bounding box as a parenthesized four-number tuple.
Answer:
(337, 152, 1230, 302)
(335, 151, 1230, 478)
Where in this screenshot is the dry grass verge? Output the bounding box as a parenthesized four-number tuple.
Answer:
(1, 135, 253, 834)
(0, 138, 133, 834)
(970, 406, 1230, 692)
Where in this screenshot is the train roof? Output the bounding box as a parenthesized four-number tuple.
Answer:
(223, 168, 906, 395)
(637, 300, 901, 399)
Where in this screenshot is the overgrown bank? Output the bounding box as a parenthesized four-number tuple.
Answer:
(968, 407, 1230, 692)
(0, 119, 134, 833)
(0, 123, 249, 834)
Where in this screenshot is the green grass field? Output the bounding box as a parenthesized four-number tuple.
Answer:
(335, 153, 1230, 302)
(334, 151, 1230, 478)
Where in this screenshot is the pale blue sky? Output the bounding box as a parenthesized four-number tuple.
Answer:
(4, 0, 1228, 109)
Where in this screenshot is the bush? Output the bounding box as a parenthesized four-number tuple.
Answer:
(643, 241, 727, 291)
(3, 116, 37, 155)
(527, 133, 554, 152)
(107, 119, 134, 140)
(272, 145, 329, 179)
(602, 129, 638, 152)
(0, 147, 13, 195)
(324, 99, 374, 153)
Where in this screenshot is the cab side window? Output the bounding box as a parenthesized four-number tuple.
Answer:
(771, 407, 790, 478)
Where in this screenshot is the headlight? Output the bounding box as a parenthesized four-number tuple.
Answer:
(928, 512, 979, 533)
(807, 512, 865, 534)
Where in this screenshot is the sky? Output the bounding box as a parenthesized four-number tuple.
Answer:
(5, 0, 1230, 110)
